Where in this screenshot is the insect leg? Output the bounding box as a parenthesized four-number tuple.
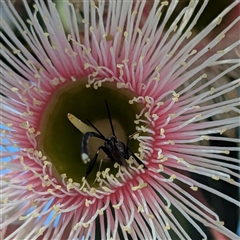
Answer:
(124, 138, 130, 158)
(105, 100, 115, 136)
(81, 132, 104, 163)
(128, 148, 147, 169)
(85, 146, 111, 179)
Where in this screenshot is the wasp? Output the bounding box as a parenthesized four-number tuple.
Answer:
(80, 100, 147, 179)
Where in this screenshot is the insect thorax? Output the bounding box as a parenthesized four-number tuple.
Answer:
(105, 136, 125, 152)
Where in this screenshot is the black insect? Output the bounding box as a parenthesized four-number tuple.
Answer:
(81, 100, 147, 179)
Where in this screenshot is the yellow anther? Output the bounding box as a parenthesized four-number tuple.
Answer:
(166, 207, 172, 213)
(157, 101, 164, 106)
(73, 223, 80, 230)
(228, 178, 234, 184)
(82, 19, 88, 24)
(90, 188, 96, 194)
(138, 205, 143, 212)
(132, 10, 137, 15)
(131, 186, 139, 191)
(136, 28, 142, 34)
(13, 49, 21, 54)
(212, 175, 220, 180)
(190, 186, 198, 191)
(123, 226, 131, 234)
(168, 140, 175, 145)
(157, 153, 164, 159)
(210, 87, 215, 94)
(220, 128, 227, 135)
(138, 164, 144, 170)
(190, 49, 197, 55)
(161, 1, 169, 6)
(32, 212, 40, 218)
(102, 186, 110, 192)
(169, 174, 176, 182)
(186, 31, 192, 38)
(201, 135, 210, 140)
(11, 87, 18, 92)
(160, 128, 165, 135)
(179, 61, 186, 66)
(218, 34, 225, 41)
(38, 228, 44, 235)
(222, 150, 230, 155)
(97, 209, 104, 215)
(139, 181, 148, 189)
(112, 204, 120, 209)
(159, 164, 164, 171)
(147, 214, 154, 219)
(165, 224, 170, 230)
(82, 222, 89, 228)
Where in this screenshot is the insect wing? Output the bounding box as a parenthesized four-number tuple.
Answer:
(67, 113, 96, 134)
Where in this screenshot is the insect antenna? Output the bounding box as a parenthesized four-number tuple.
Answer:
(105, 100, 115, 136)
(86, 119, 107, 140)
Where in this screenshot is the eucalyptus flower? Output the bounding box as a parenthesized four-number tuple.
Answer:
(1, 0, 239, 239)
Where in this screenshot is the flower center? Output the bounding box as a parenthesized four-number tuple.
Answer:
(37, 79, 143, 185)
